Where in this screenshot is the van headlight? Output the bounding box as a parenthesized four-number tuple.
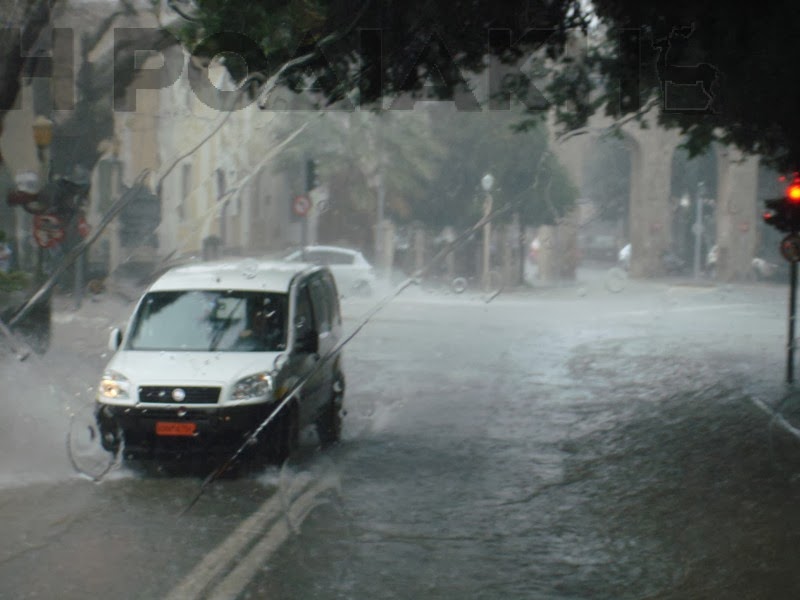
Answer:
(232, 372, 274, 402)
(99, 370, 131, 400)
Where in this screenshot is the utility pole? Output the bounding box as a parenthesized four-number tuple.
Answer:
(788, 257, 798, 383)
(693, 181, 705, 279)
(377, 172, 385, 268)
(517, 209, 525, 286)
(762, 176, 800, 383)
(303, 156, 318, 247)
(481, 173, 494, 291)
(374, 115, 385, 272)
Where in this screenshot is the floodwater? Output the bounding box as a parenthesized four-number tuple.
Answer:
(2, 272, 800, 599)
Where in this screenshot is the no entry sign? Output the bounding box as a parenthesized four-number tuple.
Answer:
(292, 194, 311, 217)
(781, 233, 800, 263)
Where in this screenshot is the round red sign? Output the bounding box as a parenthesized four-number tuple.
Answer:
(33, 214, 65, 248)
(781, 233, 800, 263)
(77, 216, 91, 238)
(292, 194, 311, 217)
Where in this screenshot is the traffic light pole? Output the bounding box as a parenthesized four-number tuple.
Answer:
(788, 260, 798, 384)
(763, 178, 800, 383)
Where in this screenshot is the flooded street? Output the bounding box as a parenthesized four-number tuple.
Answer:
(3, 0, 800, 596)
(240, 279, 800, 599)
(2, 273, 800, 599)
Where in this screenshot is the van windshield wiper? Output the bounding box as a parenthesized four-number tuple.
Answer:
(208, 297, 245, 351)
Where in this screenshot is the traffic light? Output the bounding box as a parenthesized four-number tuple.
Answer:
(305, 158, 319, 192)
(763, 178, 800, 232)
(764, 198, 791, 232)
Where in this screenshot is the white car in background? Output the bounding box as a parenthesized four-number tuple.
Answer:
(283, 245, 377, 297)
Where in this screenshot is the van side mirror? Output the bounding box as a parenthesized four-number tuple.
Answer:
(108, 328, 123, 351)
(295, 329, 319, 354)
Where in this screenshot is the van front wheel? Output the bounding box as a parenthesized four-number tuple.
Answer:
(265, 402, 299, 465)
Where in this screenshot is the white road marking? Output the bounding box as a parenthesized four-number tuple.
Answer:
(164, 472, 315, 600)
(609, 303, 765, 318)
(749, 396, 800, 443)
(205, 475, 339, 600)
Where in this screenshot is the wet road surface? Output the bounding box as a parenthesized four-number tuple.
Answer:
(2, 276, 800, 599)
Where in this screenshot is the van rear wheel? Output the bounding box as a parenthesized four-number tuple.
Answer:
(317, 377, 344, 447)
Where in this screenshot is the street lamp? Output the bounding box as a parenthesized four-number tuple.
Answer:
(31, 116, 53, 279)
(481, 173, 494, 194)
(693, 181, 706, 280)
(32, 116, 53, 184)
(481, 173, 494, 291)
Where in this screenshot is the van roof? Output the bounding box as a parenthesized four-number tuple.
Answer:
(148, 259, 318, 293)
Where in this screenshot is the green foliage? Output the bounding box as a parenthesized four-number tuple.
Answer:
(424, 107, 577, 229)
(269, 104, 576, 230)
(270, 108, 447, 219)
(0, 270, 29, 292)
(177, 1, 587, 108)
(586, 0, 800, 172)
(172, 0, 800, 173)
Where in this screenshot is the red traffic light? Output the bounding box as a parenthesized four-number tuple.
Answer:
(788, 183, 800, 203)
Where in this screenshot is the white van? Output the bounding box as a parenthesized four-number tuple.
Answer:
(94, 259, 345, 463)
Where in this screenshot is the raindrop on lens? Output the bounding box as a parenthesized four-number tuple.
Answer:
(240, 258, 259, 279)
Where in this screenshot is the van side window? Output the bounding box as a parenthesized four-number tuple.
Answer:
(294, 284, 315, 338)
(323, 272, 341, 325)
(309, 277, 331, 334)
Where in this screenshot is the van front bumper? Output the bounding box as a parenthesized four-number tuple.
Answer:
(94, 402, 277, 456)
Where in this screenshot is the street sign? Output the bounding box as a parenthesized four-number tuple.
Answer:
(77, 216, 91, 238)
(292, 194, 311, 217)
(32, 214, 65, 248)
(309, 186, 328, 204)
(315, 199, 329, 214)
(781, 233, 800, 263)
(309, 186, 329, 215)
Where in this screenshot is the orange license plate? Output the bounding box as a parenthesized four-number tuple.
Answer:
(155, 422, 197, 437)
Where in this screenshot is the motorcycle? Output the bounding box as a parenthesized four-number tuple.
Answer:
(707, 244, 781, 280)
(706, 244, 718, 279)
(752, 257, 780, 280)
(617, 245, 687, 274)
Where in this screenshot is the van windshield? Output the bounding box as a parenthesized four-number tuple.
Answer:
(126, 290, 288, 352)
